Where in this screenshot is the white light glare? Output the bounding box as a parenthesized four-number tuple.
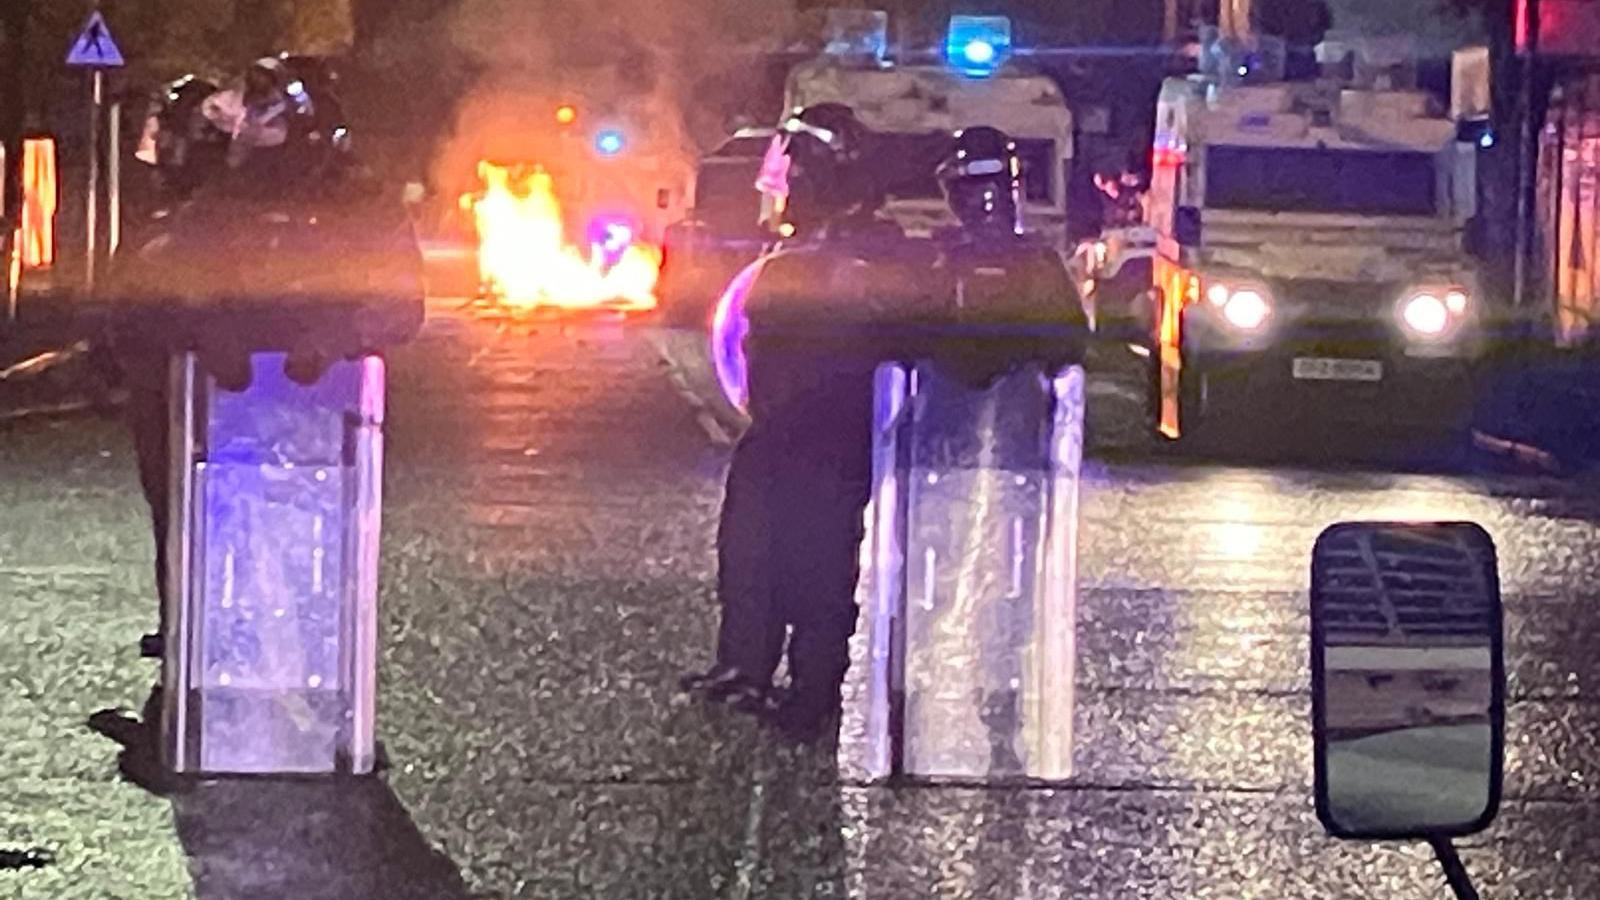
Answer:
(1403, 293, 1450, 335)
(964, 39, 997, 65)
(1222, 290, 1270, 330)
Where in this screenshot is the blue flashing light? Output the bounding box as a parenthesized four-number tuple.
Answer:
(596, 129, 625, 156)
(946, 15, 1011, 77)
(1458, 119, 1494, 150)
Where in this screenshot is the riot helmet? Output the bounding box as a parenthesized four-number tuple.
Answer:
(279, 54, 350, 152)
(936, 125, 1023, 238)
(218, 57, 293, 169)
(770, 103, 872, 235)
(243, 57, 289, 108)
(138, 74, 229, 197)
(224, 54, 355, 187)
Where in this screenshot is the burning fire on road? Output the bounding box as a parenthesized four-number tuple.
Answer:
(460, 160, 661, 313)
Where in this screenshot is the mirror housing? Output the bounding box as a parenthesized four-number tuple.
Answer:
(1173, 206, 1201, 247)
(1311, 522, 1505, 841)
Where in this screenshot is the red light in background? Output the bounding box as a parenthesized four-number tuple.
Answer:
(1518, 0, 1600, 56)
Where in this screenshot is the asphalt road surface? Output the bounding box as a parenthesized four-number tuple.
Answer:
(3, 299, 1600, 898)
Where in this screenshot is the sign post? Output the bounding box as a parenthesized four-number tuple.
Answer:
(65, 9, 124, 296)
(108, 98, 120, 258)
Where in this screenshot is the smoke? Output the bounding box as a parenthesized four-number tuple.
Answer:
(432, 0, 797, 207)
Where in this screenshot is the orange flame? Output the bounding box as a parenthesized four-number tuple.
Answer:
(461, 160, 659, 312)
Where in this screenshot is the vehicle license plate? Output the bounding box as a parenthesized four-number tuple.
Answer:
(1291, 357, 1383, 382)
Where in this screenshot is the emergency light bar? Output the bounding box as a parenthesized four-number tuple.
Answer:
(947, 15, 1012, 76)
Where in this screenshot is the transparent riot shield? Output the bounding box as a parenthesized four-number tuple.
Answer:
(847, 360, 1083, 782)
(162, 351, 385, 775)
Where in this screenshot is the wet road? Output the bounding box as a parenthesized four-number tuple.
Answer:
(4, 299, 1600, 898)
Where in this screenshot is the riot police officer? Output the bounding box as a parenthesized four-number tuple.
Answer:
(685, 117, 1086, 744)
(933, 126, 1088, 372)
(112, 57, 424, 658)
(682, 103, 928, 742)
(136, 75, 229, 203)
(925, 127, 1085, 773)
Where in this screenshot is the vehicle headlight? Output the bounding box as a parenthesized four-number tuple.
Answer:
(1399, 287, 1469, 340)
(1402, 293, 1449, 335)
(1203, 280, 1273, 331)
(1222, 290, 1270, 330)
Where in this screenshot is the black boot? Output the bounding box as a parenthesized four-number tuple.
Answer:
(679, 664, 777, 715)
(767, 684, 840, 744)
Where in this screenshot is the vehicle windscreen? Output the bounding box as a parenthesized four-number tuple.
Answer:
(693, 160, 763, 231)
(1205, 146, 1437, 216)
(1012, 138, 1057, 204)
(872, 132, 950, 200)
(871, 133, 1056, 205)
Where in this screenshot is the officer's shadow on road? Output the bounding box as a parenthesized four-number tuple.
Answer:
(662, 707, 853, 898)
(88, 688, 475, 900)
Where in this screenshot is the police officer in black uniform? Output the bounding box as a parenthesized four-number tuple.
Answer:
(925, 127, 1086, 772)
(137, 74, 229, 204)
(932, 126, 1087, 377)
(112, 57, 423, 658)
(681, 103, 932, 743)
(683, 113, 1086, 745)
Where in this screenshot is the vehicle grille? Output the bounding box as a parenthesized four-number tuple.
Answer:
(1277, 279, 1401, 313)
(1268, 279, 1404, 347)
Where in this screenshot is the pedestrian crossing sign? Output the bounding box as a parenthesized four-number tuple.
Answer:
(65, 12, 125, 68)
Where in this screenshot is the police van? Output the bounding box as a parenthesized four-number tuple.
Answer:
(782, 13, 1075, 252)
(1144, 38, 1486, 444)
(657, 127, 779, 327)
(658, 12, 1077, 328)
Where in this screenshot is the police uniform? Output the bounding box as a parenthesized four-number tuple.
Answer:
(110, 57, 424, 657)
(934, 235, 1086, 381)
(690, 111, 1085, 741)
(712, 216, 941, 731)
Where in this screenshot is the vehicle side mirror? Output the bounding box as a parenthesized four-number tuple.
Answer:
(1174, 205, 1201, 246)
(1312, 521, 1504, 842)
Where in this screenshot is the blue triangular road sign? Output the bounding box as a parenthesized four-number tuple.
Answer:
(66, 12, 125, 68)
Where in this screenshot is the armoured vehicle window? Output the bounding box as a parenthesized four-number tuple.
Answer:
(694, 160, 764, 231)
(1206, 146, 1437, 216)
(875, 134, 1056, 204)
(1012, 138, 1057, 203)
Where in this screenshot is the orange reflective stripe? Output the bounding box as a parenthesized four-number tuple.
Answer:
(20, 138, 57, 268)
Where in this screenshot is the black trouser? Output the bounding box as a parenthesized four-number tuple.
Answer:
(119, 342, 253, 637)
(123, 353, 171, 634)
(712, 354, 875, 702)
